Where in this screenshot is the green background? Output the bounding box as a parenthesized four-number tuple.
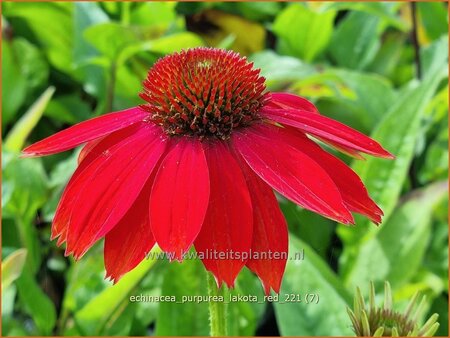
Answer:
(2, 1, 448, 336)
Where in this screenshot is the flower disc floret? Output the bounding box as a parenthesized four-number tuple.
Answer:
(140, 47, 268, 139)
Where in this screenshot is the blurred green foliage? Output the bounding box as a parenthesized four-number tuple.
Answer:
(1, 2, 448, 336)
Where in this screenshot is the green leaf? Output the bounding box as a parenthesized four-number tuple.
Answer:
(2, 181, 14, 210)
(421, 36, 449, 79)
(156, 257, 265, 336)
(2, 284, 17, 320)
(368, 32, 406, 79)
(428, 294, 448, 336)
(274, 236, 353, 336)
(272, 4, 335, 62)
(330, 69, 396, 130)
(155, 258, 210, 336)
(73, 2, 109, 97)
(130, 2, 177, 28)
(45, 95, 92, 124)
(2, 154, 48, 220)
(41, 151, 79, 222)
(73, 2, 109, 64)
(3, 155, 48, 272)
(249, 50, 316, 89)
(116, 32, 204, 67)
(289, 69, 396, 132)
(328, 11, 381, 69)
(12, 38, 50, 91)
(60, 245, 109, 321)
(229, 269, 266, 335)
(321, 2, 407, 31)
(343, 181, 447, 292)
(338, 40, 448, 258)
(4, 86, 55, 152)
(74, 248, 160, 335)
(1, 39, 27, 127)
(3, 2, 74, 74)
(16, 271, 57, 335)
(280, 200, 334, 259)
(423, 197, 449, 289)
(220, 2, 282, 21)
(1, 248, 27, 291)
(83, 22, 141, 60)
(418, 2, 448, 41)
(419, 119, 448, 183)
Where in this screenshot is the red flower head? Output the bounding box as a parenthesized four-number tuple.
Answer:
(23, 48, 393, 294)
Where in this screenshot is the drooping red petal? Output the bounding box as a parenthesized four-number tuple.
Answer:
(238, 159, 288, 295)
(150, 138, 209, 261)
(261, 107, 394, 159)
(266, 92, 319, 113)
(51, 124, 141, 245)
(194, 141, 253, 288)
(104, 178, 155, 283)
(22, 107, 147, 157)
(65, 124, 167, 259)
(268, 125, 383, 224)
(231, 123, 353, 224)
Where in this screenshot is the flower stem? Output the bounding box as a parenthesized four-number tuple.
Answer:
(206, 272, 228, 336)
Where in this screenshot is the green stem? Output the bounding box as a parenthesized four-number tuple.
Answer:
(206, 272, 228, 336)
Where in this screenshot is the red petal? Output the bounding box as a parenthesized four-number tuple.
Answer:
(65, 124, 167, 259)
(194, 141, 253, 288)
(266, 92, 319, 113)
(150, 138, 209, 261)
(271, 126, 383, 224)
(231, 123, 354, 224)
(78, 138, 103, 164)
(315, 136, 366, 160)
(51, 124, 140, 245)
(239, 161, 288, 295)
(261, 107, 394, 159)
(104, 179, 155, 283)
(22, 107, 147, 157)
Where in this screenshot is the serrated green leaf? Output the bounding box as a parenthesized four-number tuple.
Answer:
(343, 181, 447, 291)
(338, 40, 447, 263)
(419, 119, 448, 183)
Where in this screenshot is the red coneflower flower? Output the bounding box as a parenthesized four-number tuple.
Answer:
(23, 48, 393, 294)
